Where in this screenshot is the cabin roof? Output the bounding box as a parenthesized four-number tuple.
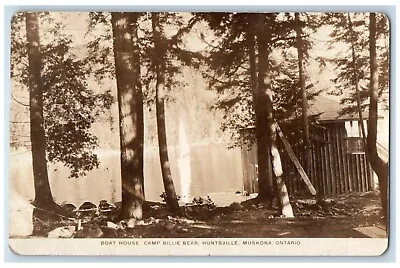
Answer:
(309, 95, 371, 122)
(240, 94, 382, 132)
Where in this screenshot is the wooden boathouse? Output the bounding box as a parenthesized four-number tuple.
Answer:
(241, 95, 381, 197)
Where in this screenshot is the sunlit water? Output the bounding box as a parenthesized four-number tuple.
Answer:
(9, 144, 244, 207)
(177, 117, 191, 204)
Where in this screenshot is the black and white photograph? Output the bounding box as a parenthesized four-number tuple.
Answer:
(8, 11, 389, 256)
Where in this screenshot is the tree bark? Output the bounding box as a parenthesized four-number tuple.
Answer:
(130, 13, 145, 199)
(255, 14, 293, 215)
(367, 13, 389, 226)
(254, 14, 274, 204)
(111, 12, 144, 220)
(295, 13, 312, 178)
(271, 123, 294, 217)
(152, 13, 181, 214)
(347, 13, 368, 150)
(247, 25, 268, 200)
(25, 12, 56, 209)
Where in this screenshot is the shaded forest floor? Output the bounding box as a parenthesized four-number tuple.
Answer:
(31, 191, 386, 239)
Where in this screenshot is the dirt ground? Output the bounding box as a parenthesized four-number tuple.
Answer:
(31, 191, 387, 239)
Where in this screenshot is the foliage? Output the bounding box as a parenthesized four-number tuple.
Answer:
(86, 12, 201, 107)
(196, 13, 320, 148)
(10, 12, 114, 178)
(322, 13, 389, 114)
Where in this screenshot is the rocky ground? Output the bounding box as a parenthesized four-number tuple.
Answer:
(31, 191, 386, 239)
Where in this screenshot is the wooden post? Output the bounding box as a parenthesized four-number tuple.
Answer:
(275, 123, 317, 196)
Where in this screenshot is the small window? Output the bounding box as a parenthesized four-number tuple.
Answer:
(344, 120, 367, 154)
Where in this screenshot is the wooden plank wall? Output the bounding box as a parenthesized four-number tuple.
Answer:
(242, 122, 374, 197)
(241, 143, 258, 194)
(281, 122, 374, 197)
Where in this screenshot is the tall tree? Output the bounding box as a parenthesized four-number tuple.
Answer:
(247, 20, 272, 202)
(25, 12, 56, 208)
(367, 13, 388, 225)
(256, 13, 294, 216)
(254, 14, 275, 203)
(323, 13, 389, 115)
(111, 12, 145, 219)
(151, 12, 181, 214)
(295, 13, 312, 176)
(11, 12, 114, 179)
(198, 13, 318, 211)
(347, 13, 367, 147)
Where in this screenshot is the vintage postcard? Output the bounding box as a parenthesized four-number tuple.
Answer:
(8, 11, 389, 256)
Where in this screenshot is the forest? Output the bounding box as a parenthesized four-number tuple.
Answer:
(9, 12, 389, 239)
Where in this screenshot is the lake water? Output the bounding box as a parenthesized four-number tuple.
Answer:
(9, 144, 244, 207)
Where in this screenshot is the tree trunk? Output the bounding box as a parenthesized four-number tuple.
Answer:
(254, 14, 274, 204)
(248, 25, 270, 202)
(25, 12, 56, 209)
(347, 13, 368, 150)
(255, 14, 293, 215)
(130, 13, 145, 199)
(111, 12, 144, 220)
(295, 13, 319, 203)
(367, 13, 389, 226)
(295, 13, 312, 175)
(271, 123, 294, 217)
(152, 13, 181, 214)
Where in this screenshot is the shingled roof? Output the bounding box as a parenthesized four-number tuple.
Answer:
(309, 94, 370, 122)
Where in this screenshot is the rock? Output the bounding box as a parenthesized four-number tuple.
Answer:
(107, 221, 119, 229)
(150, 205, 160, 210)
(127, 218, 137, 228)
(229, 202, 244, 211)
(116, 220, 127, 230)
(100, 227, 119, 238)
(74, 223, 103, 238)
(324, 198, 335, 204)
(178, 218, 195, 224)
(250, 204, 257, 210)
(147, 217, 156, 223)
(135, 220, 146, 226)
(9, 190, 34, 237)
(295, 202, 304, 209)
(48, 226, 75, 238)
